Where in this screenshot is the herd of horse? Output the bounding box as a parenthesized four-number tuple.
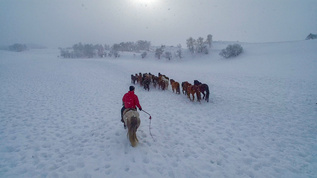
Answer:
(126, 72, 210, 147)
(131, 72, 210, 102)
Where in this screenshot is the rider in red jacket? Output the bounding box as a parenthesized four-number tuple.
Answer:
(121, 86, 142, 128)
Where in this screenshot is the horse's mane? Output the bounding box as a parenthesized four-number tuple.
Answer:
(127, 116, 139, 147)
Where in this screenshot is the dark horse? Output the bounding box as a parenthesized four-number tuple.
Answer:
(142, 75, 151, 91)
(194, 80, 210, 102)
(131, 74, 137, 84)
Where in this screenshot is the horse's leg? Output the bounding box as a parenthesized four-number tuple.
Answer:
(187, 92, 191, 100)
(197, 91, 201, 102)
(202, 91, 206, 99)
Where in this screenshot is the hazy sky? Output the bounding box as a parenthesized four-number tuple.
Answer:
(1, 0, 316, 47)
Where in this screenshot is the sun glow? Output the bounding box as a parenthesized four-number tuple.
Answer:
(130, 0, 158, 6)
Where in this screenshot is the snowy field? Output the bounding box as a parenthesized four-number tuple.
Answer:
(0, 40, 317, 178)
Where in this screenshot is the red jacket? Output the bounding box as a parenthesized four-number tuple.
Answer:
(122, 91, 142, 110)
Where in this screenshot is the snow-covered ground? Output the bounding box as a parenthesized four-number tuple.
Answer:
(0, 40, 316, 178)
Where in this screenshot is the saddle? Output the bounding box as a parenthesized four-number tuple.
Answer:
(123, 108, 137, 116)
(123, 108, 140, 127)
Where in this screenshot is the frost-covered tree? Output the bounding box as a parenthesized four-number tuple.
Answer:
(164, 51, 172, 60)
(8, 43, 27, 52)
(111, 44, 120, 52)
(176, 44, 182, 59)
(72, 43, 84, 58)
(206, 34, 212, 48)
(155, 45, 165, 59)
(136, 40, 151, 51)
(110, 44, 120, 58)
(141, 51, 147, 58)
(196, 37, 205, 53)
(305, 33, 317, 40)
(94, 44, 104, 57)
(219, 44, 243, 58)
(113, 51, 120, 58)
(59, 47, 72, 58)
(83, 44, 94, 58)
(186, 37, 196, 54)
(104, 44, 110, 50)
(202, 45, 209, 54)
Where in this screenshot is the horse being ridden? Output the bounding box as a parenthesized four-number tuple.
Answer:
(194, 80, 210, 102)
(121, 86, 143, 147)
(123, 109, 140, 147)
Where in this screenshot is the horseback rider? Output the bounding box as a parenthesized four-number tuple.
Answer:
(121, 86, 142, 129)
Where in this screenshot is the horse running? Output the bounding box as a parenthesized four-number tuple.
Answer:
(123, 109, 141, 147)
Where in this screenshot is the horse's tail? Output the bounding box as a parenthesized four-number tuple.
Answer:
(205, 84, 210, 102)
(177, 83, 181, 94)
(127, 116, 139, 147)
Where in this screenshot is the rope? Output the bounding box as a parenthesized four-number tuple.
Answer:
(142, 110, 155, 142)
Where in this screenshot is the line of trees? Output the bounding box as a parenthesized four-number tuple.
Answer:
(1, 43, 28, 52)
(59, 34, 213, 59)
(186, 34, 212, 54)
(154, 44, 182, 60)
(59, 40, 151, 58)
(59, 43, 108, 58)
(112, 40, 151, 52)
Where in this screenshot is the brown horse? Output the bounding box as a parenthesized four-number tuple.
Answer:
(123, 109, 141, 147)
(182, 81, 190, 95)
(142, 74, 151, 91)
(138, 73, 143, 86)
(194, 80, 210, 102)
(158, 79, 166, 90)
(158, 74, 169, 90)
(170, 79, 175, 85)
(170, 79, 180, 94)
(158, 73, 169, 90)
(187, 84, 201, 102)
(152, 75, 159, 88)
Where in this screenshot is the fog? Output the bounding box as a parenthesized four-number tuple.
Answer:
(1, 0, 316, 47)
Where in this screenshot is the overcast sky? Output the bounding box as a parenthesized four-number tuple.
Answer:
(1, 0, 316, 47)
